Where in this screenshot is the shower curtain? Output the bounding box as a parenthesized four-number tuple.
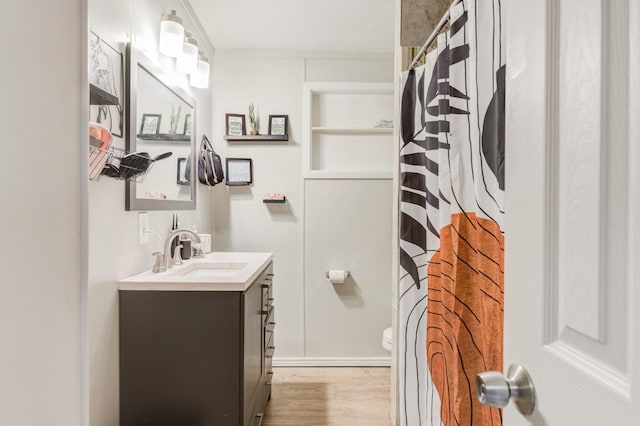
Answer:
(398, 1, 505, 425)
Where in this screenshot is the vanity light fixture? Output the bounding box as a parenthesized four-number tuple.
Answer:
(159, 10, 185, 58)
(176, 32, 199, 74)
(189, 52, 210, 88)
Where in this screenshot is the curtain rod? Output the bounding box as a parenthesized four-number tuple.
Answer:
(408, 0, 463, 70)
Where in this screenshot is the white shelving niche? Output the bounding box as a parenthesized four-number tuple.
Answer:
(302, 82, 395, 179)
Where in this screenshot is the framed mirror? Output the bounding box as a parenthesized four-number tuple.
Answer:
(125, 45, 196, 211)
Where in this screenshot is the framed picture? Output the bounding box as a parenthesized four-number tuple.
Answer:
(89, 31, 124, 137)
(176, 158, 190, 185)
(225, 158, 253, 186)
(226, 113, 246, 136)
(268, 115, 288, 136)
(183, 114, 192, 136)
(140, 114, 161, 135)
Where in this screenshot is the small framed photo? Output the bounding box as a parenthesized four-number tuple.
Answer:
(140, 114, 161, 135)
(225, 158, 253, 186)
(226, 113, 246, 136)
(176, 157, 190, 185)
(268, 115, 288, 136)
(183, 114, 192, 136)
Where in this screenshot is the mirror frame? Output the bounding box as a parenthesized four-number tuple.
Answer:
(125, 44, 197, 211)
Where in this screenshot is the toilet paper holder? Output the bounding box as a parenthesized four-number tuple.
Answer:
(325, 270, 351, 279)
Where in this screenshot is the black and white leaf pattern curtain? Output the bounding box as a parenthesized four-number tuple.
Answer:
(399, 1, 506, 425)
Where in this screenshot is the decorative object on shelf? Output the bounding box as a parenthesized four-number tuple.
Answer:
(268, 115, 288, 137)
(169, 104, 182, 135)
(89, 122, 113, 180)
(175, 32, 198, 74)
(198, 135, 225, 187)
(225, 158, 253, 186)
(183, 114, 192, 135)
(263, 193, 286, 203)
(248, 103, 259, 135)
(140, 114, 161, 135)
(374, 119, 394, 128)
(159, 10, 184, 57)
(89, 31, 124, 137)
(176, 157, 190, 185)
(226, 113, 246, 136)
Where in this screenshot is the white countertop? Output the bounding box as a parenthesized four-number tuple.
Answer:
(118, 252, 273, 292)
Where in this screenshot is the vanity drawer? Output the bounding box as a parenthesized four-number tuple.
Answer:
(250, 413, 264, 426)
(261, 284, 273, 312)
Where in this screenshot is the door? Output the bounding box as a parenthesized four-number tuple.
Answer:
(501, 0, 640, 424)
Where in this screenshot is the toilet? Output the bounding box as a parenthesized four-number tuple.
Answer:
(382, 327, 392, 352)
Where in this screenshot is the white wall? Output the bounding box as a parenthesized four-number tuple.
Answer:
(212, 51, 394, 360)
(0, 1, 87, 425)
(87, 1, 215, 425)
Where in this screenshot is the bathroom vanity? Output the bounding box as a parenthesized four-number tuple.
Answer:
(119, 253, 274, 426)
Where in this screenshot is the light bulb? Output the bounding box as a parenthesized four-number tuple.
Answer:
(176, 33, 199, 74)
(159, 10, 184, 57)
(190, 52, 210, 88)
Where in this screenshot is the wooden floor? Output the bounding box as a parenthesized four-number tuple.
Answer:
(263, 367, 392, 426)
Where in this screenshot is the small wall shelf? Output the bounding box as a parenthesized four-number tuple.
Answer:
(224, 134, 289, 142)
(90, 84, 119, 105)
(263, 193, 286, 203)
(137, 134, 191, 142)
(263, 198, 286, 204)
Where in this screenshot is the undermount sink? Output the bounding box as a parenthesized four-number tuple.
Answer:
(118, 252, 273, 291)
(170, 262, 249, 278)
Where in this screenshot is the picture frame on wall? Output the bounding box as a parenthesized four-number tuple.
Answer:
(89, 31, 124, 138)
(268, 115, 288, 136)
(176, 157, 190, 185)
(226, 113, 246, 136)
(140, 114, 161, 135)
(225, 158, 253, 186)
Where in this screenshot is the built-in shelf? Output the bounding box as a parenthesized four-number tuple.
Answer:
(304, 171, 393, 180)
(90, 84, 119, 106)
(304, 82, 395, 177)
(224, 134, 289, 142)
(311, 127, 393, 133)
(137, 134, 191, 142)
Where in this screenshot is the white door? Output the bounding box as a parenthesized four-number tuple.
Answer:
(500, 0, 640, 424)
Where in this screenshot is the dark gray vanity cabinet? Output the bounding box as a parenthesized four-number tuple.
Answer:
(119, 263, 274, 426)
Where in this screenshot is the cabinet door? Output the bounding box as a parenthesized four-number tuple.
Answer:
(243, 281, 263, 426)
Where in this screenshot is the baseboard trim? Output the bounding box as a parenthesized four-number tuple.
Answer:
(272, 357, 391, 367)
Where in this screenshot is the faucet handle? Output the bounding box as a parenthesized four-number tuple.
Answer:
(152, 252, 166, 273)
(173, 245, 183, 266)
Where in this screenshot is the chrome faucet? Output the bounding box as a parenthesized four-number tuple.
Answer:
(162, 228, 201, 271)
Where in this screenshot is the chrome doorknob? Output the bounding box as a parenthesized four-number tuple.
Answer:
(475, 364, 536, 416)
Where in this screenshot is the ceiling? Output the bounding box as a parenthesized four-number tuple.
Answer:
(187, 0, 395, 52)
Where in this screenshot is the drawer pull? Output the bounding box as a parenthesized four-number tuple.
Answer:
(268, 345, 275, 350)
(256, 413, 264, 426)
(268, 298, 274, 302)
(269, 321, 276, 326)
